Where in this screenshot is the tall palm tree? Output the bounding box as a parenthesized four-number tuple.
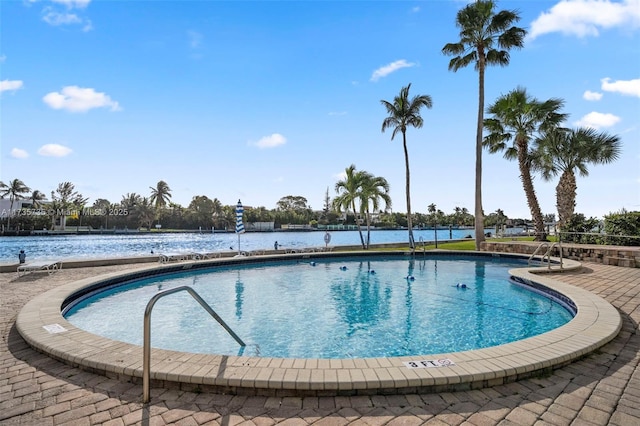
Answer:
(533, 127, 621, 230)
(359, 173, 391, 248)
(0, 179, 31, 230)
(29, 190, 47, 209)
(149, 180, 172, 210)
(483, 87, 567, 240)
(442, 0, 526, 250)
(381, 83, 433, 249)
(333, 164, 367, 249)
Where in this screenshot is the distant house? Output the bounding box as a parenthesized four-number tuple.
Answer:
(247, 221, 275, 232)
(0, 199, 35, 218)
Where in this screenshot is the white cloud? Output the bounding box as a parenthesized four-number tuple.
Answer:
(328, 111, 347, 116)
(583, 90, 603, 101)
(10, 148, 29, 159)
(411, 6, 421, 13)
(370, 59, 416, 82)
(529, 0, 640, 40)
(52, 0, 91, 8)
(0, 55, 6, 63)
(0, 80, 24, 93)
(43, 86, 121, 112)
(41, 1, 92, 30)
(37, 144, 73, 157)
(601, 77, 640, 97)
(576, 111, 621, 129)
(42, 8, 82, 25)
(251, 133, 287, 149)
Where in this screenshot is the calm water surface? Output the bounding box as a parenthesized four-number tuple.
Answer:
(0, 228, 512, 263)
(64, 255, 572, 358)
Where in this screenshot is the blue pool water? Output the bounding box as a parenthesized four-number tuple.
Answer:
(64, 255, 573, 359)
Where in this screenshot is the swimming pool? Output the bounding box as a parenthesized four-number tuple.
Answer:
(17, 251, 621, 396)
(63, 254, 573, 359)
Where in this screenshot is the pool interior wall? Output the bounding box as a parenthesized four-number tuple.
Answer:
(16, 251, 622, 396)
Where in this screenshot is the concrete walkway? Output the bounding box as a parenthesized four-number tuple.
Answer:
(1, 262, 639, 425)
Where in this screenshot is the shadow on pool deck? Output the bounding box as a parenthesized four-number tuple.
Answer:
(1, 261, 639, 425)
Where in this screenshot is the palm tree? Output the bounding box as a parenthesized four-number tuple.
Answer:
(333, 164, 367, 249)
(50, 182, 84, 230)
(359, 173, 391, 248)
(533, 127, 621, 230)
(0, 179, 31, 230)
(137, 197, 156, 230)
(121, 193, 141, 229)
(211, 198, 224, 229)
(483, 87, 567, 240)
(442, 0, 526, 249)
(92, 198, 112, 228)
(121, 193, 141, 211)
(28, 190, 47, 209)
(149, 180, 172, 210)
(381, 83, 433, 249)
(453, 206, 462, 226)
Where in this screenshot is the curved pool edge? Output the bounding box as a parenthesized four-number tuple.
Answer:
(15, 251, 622, 396)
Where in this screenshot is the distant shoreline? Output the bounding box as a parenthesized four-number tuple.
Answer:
(0, 225, 481, 237)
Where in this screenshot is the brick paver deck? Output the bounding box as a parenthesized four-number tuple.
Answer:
(1, 262, 639, 425)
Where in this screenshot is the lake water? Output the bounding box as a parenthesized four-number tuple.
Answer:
(0, 228, 513, 263)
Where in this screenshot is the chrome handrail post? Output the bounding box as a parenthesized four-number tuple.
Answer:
(142, 285, 245, 403)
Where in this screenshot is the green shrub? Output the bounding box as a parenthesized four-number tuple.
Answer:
(603, 210, 640, 246)
(562, 214, 601, 244)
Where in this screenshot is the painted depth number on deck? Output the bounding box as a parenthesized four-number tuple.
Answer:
(403, 358, 455, 369)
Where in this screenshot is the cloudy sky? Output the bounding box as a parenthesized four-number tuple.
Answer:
(1, 0, 638, 219)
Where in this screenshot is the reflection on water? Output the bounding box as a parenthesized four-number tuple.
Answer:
(330, 261, 392, 336)
(64, 256, 573, 358)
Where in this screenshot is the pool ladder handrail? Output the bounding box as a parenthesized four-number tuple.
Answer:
(528, 241, 563, 270)
(143, 285, 245, 403)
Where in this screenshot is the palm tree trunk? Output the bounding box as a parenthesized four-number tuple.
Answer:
(7, 198, 14, 230)
(351, 200, 366, 249)
(517, 138, 546, 240)
(402, 131, 414, 249)
(556, 170, 577, 231)
(474, 58, 486, 250)
(365, 210, 371, 249)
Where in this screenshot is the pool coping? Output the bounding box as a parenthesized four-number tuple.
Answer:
(15, 251, 622, 396)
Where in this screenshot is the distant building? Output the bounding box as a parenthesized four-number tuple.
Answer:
(247, 222, 275, 232)
(0, 199, 35, 218)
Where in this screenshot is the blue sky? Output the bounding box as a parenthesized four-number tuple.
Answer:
(1, 0, 639, 220)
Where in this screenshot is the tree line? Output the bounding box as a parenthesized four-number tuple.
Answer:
(0, 177, 522, 234)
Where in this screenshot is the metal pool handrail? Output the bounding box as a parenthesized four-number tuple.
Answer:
(528, 241, 563, 270)
(143, 285, 245, 403)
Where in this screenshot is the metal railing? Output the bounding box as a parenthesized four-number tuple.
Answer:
(558, 231, 640, 246)
(528, 241, 563, 270)
(143, 286, 245, 403)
